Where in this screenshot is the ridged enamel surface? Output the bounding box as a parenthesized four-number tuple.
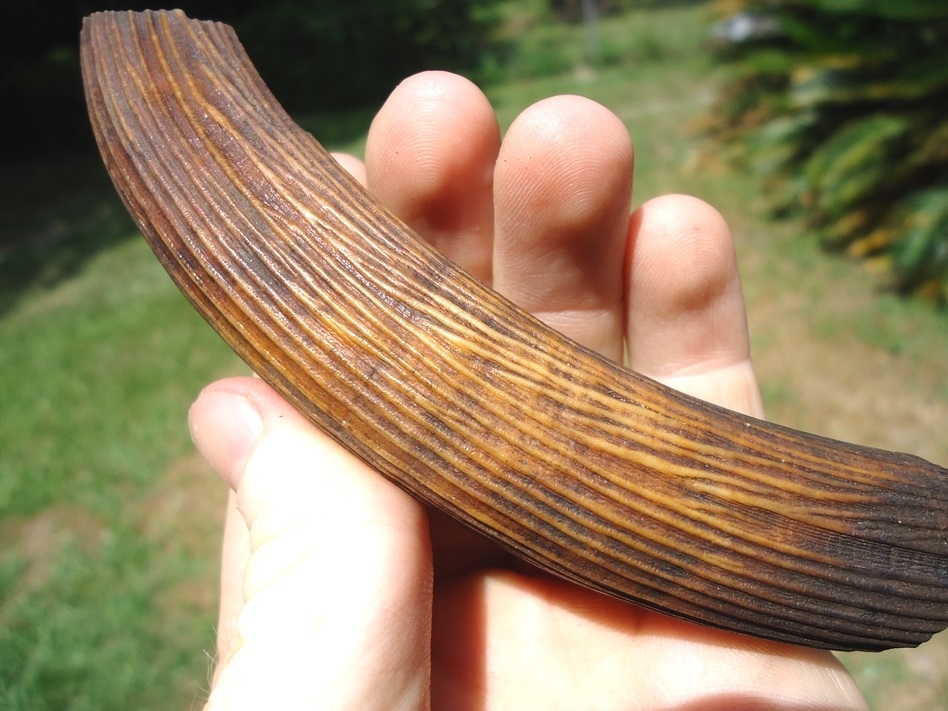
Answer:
(81, 9, 948, 651)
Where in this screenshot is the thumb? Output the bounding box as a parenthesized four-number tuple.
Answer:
(190, 377, 432, 711)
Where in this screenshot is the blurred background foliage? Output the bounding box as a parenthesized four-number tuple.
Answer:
(5, 0, 942, 303)
(0, 0, 705, 317)
(706, 0, 948, 303)
(0, 0, 505, 159)
(0, 0, 505, 318)
(0, 0, 706, 161)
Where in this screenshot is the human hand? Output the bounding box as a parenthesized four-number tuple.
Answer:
(189, 71, 868, 710)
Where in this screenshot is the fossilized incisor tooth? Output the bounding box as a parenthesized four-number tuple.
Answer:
(81, 9, 948, 651)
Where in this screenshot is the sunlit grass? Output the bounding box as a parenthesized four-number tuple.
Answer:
(1, 167, 240, 708)
(0, 237, 239, 517)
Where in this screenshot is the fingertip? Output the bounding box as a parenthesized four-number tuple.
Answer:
(493, 95, 632, 359)
(189, 377, 266, 491)
(625, 195, 763, 416)
(371, 71, 497, 158)
(626, 194, 747, 371)
(189, 376, 314, 488)
(365, 71, 499, 280)
(627, 194, 737, 316)
(330, 151, 367, 186)
(495, 96, 632, 237)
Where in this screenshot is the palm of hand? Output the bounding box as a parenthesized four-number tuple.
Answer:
(189, 72, 867, 710)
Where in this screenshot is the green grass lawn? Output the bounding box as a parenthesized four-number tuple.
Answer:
(2, 3, 947, 709)
(0, 159, 242, 707)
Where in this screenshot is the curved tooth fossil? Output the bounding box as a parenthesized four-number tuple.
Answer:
(80, 9, 948, 651)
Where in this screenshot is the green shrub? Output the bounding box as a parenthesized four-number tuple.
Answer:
(707, 0, 948, 303)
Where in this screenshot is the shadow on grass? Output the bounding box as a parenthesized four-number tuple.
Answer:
(0, 106, 375, 320)
(0, 153, 138, 319)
